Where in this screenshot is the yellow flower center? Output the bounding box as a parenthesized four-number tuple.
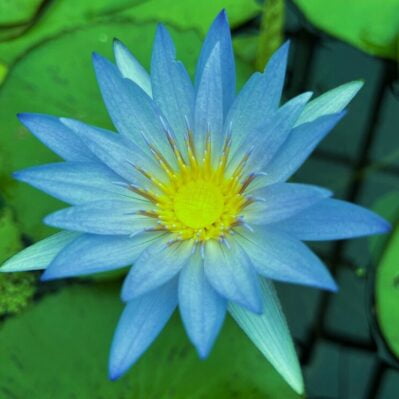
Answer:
(129, 132, 254, 242)
(174, 180, 224, 228)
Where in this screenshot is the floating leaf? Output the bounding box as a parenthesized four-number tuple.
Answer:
(369, 191, 399, 261)
(0, 0, 259, 66)
(0, 206, 36, 315)
(293, 0, 399, 59)
(0, 282, 301, 398)
(0, 0, 42, 25)
(375, 222, 399, 360)
(256, 0, 285, 71)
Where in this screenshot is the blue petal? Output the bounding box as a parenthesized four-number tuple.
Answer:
(61, 118, 160, 186)
(44, 200, 154, 235)
(195, 10, 235, 115)
(109, 278, 178, 380)
(204, 239, 262, 313)
(13, 161, 131, 205)
(179, 251, 226, 358)
(244, 183, 331, 225)
(234, 226, 337, 291)
(259, 112, 345, 185)
(151, 25, 195, 153)
(41, 232, 161, 280)
(243, 92, 312, 172)
(113, 39, 152, 97)
(296, 80, 363, 126)
(0, 231, 79, 272)
(17, 113, 94, 162)
(225, 42, 289, 154)
(92, 53, 175, 164)
(271, 198, 391, 241)
(229, 279, 304, 395)
(122, 238, 194, 301)
(194, 43, 224, 156)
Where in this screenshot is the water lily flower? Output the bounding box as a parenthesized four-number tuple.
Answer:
(1, 10, 389, 395)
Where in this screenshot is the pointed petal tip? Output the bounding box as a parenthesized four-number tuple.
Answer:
(112, 38, 126, 55)
(278, 40, 291, 54)
(91, 51, 100, 61)
(17, 112, 29, 123)
(377, 218, 392, 234)
(326, 278, 339, 293)
(155, 22, 167, 34)
(17, 112, 45, 127)
(282, 39, 291, 48)
(209, 9, 229, 31)
(112, 37, 122, 47)
(0, 262, 16, 273)
(301, 91, 313, 102)
(108, 366, 124, 381)
(196, 344, 211, 360)
(92, 52, 110, 70)
(12, 170, 23, 180)
(58, 116, 74, 129)
(353, 79, 365, 88)
(217, 8, 228, 19)
(290, 377, 305, 395)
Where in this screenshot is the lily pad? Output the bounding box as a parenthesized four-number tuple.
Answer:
(0, 0, 42, 25)
(293, 0, 399, 60)
(369, 191, 399, 261)
(0, 206, 21, 263)
(128, 0, 260, 36)
(0, 0, 259, 67)
(0, 282, 302, 398)
(375, 222, 399, 360)
(0, 206, 36, 315)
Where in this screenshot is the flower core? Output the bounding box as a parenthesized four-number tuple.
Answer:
(130, 132, 254, 242)
(174, 180, 224, 229)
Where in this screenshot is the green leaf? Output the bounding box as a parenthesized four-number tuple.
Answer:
(0, 0, 260, 66)
(375, 222, 399, 360)
(0, 282, 302, 398)
(0, 206, 36, 316)
(369, 191, 399, 261)
(0, 0, 42, 25)
(0, 206, 22, 263)
(255, 0, 285, 71)
(293, 0, 399, 60)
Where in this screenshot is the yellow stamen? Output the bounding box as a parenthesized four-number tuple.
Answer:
(129, 131, 253, 241)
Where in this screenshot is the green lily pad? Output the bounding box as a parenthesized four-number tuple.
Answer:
(369, 191, 399, 261)
(375, 222, 399, 360)
(0, 282, 302, 398)
(0, 0, 259, 67)
(0, 0, 42, 25)
(128, 0, 260, 35)
(0, 206, 21, 263)
(293, 0, 399, 60)
(0, 206, 36, 315)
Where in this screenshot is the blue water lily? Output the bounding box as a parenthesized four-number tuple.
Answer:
(1, 10, 389, 394)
